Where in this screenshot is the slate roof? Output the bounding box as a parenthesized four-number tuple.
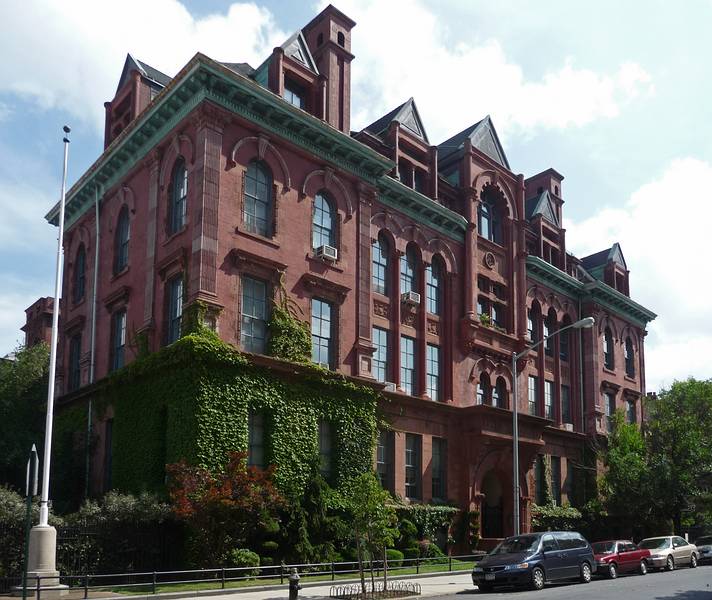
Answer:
(220, 62, 255, 78)
(116, 54, 172, 94)
(437, 115, 510, 170)
(363, 97, 429, 143)
(581, 243, 627, 271)
(525, 190, 559, 226)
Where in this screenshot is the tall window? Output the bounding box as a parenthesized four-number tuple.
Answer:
(534, 454, 546, 505)
(551, 456, 562, 505)
(404, 433, 421, 500)
(68, 334, 81, 391)
(166, 275, 183, 345)
(492, 377, 507, 408)
(376, 430, 394, 491)
(562, 384, 572, 424)
(114, 206, 130, 274)
(544, 314, 554, 356)
(426, 344, 440, 401)
(560, 327, 570, 361)
(478, 196, 502, 244)
(244, 161, 272, 237)
(625, 337, 635, 377)
(319, 420, 332, 479)
(240, 276, 268, 354)
(400, 247, 418, 295)
(311, 298, 334, 367)
(248, 411, 264, 468)
(425, 260, 442, 315)
(372, 327, 389, 383)
(400, 336, 416, 395)
(477, 374, 491, 405)
(312, 192, 336, 249)
(604, 392, 616, 432)
(544, 380, 554, 419)
(170, 158, 188, 234)
(110, 309, 126, 372)
(528, 375, 539, 416)
(627, 400, 636, 424)
(432, 437, 447, 500)
(73, 245, 86, 304)
(603, 328, 614, 370)
(372, 235, 390, 295)
(283, 80, 305, 108)
(528, 307, 540, 345)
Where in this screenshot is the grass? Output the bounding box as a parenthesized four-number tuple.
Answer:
(101, 559, 477, 595)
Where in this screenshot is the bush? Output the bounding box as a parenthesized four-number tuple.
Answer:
(398, 519, 418, 550)
(228, 548, 260, 576)
(531, 503, 582, 532)
(261, 540, 279, 555)
(260, 556, 274, 567)
(420, 541, 447, 564)
(403, 546, 419, 561)
(385, 548, 404, 568)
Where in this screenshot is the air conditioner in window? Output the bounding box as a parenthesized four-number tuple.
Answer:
(563, 423, 574, 432)
(316, 245, 338, 261)
(383, 382, 397, 392)
(401, 291, 421, 305)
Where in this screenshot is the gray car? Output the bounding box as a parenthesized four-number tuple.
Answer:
(693, 535, 712, 564)
(638, 536, 698, 571)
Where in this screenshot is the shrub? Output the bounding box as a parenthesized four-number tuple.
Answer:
(261, 540, 279, 555)
(397, 519, 418, 550)
(403, 546, 419, 561)
(420, 541, 447, 564)
(260, 556, 274, 567)
(385, 548, 404, 568)
(228, 548, 260, 576)
(531, 503, 582, 532)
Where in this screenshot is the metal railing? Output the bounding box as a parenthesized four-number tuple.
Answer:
(2, 553, 486, 600)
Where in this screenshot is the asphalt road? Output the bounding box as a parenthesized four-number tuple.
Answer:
(453, 564, 712, 599)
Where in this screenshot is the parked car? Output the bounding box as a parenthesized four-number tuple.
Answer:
(591, 540, 651, 578)
(693, 535, 712, 564)
(471, 531, 596, 592)
(638, 536, 698, 571)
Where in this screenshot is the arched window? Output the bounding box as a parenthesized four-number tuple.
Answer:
(492, 377, 507, 408)
(528, 304, 541, 345)
(478, 195, 502, 244)
(114, 206, 130, 274)
(560, 318, 571, 362)
(372, 234, 390, 295)
(425, 258, 443, 315)
(544, 311, 556, 356)
(169, 158, 188, 234)
(477, 373, 491, 405)
(603, 328, 614, 370)
(400, 246, 418, 295)
(337, 31, 345, 47)
(625, 337, 635, 377)
(312, 191, 336, 249)
(244, 161, 273, 237)
(72, 244, 86, 304)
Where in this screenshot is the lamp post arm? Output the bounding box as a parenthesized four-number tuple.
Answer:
(515, 320, 582, 362)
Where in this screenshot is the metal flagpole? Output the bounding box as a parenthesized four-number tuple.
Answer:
(38, 125, 70, 527)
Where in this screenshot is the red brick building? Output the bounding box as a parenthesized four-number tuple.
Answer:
(43, 4, 654, 540)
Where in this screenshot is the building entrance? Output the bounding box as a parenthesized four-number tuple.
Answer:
(481, 470, 504, 539)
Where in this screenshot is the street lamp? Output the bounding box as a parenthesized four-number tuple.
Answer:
(511, 316, 594, 535)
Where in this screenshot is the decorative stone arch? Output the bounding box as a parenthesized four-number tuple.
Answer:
(401, 224, 430, 251)
(159, 132, 195, 188)
(472, 170, 517, 220)
(620, 324, 641, 354)
(228, 133, 291, 193)
(107, 185, 136, 232)
(526, 285, 548, 311)
(546, 295, 565, 322)
(473, 447, 529, 500)
(598, 313, 620, 340)
(301, 167, 354, 218)
(371, 210, 406, 241)
(426, 238, 458, 274)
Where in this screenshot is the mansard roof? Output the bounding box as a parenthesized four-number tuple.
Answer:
(437, 115, 510, 170)
(581, 242, 627, 272)
(116, 54, 172, 94)
(220, 62, 255, 78)
(281, 30, 319, 74)
(525, 190, 559, 226)
(363, 97, 429, 143)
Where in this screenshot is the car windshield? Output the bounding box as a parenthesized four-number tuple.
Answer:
(491, 535, 540, 555)
(592, 542, 616, 554)
(695, 536, 712, 546)
(639, 538, 671, 550)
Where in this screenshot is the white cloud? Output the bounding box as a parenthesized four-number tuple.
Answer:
(0, 0, 287, 132)
(565, 158, 712, 392)
(326, 0, 653, 142)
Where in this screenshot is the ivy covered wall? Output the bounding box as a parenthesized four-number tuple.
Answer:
(53, 333, 381, 504)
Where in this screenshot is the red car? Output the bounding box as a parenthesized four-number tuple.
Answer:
(592, 540, 651, 578)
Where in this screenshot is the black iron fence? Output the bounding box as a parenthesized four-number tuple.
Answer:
(1, 553, 485, 600)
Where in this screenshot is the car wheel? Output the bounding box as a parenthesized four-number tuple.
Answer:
(639, 560, 648, 575)
(580, 562, 592, 583)
(477, 584, 493, 593)
(690, 553, 698, 568)
(531, 567, 545, 591)
(666, 555, 675, 571)
(607, 562, 618, 579)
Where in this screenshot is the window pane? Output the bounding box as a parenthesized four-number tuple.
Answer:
(170, 161, 188, 234)
(311, 298, 333, 367)
(432, 437, 447, 500)
(372, 237, 389, 295)
(544, 380, 554, 419)
(528, 376, 538, 416)
(562, 385, 572, 424)
(372, 327, 389, 383)
(167, 276, 183, 344)
(426, 344, 440, 401)
(376, 430, 393, 490)
(405, 433, 421, 500)
(240, 276, 268, 353)
(426, 262, 441, 315)
(400, 249, 417, 295)
(312, 192, 335, 249)
(68, 335, 81, 391)
(112, 310, 126, 371)
(400, 336, 415, 395)
(244, 162, 272, 237)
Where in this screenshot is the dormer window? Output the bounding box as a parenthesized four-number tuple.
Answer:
(283, 79, 305, 109)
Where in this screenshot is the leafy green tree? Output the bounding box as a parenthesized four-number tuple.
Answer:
(342, 473, 397, 593)
(0, 344, 49, 488)
(645, 379, 712, 534)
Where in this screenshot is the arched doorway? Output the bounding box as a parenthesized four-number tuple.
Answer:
(481, 470, 504, 539)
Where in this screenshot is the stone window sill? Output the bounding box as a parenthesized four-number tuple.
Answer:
(235, 226, 280, 248)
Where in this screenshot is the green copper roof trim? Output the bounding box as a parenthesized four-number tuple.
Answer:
(584, 281, 656, 326)
(47, 54, 393, 227)
(377, 176, 467, 242)
(526, 256, 583, 298)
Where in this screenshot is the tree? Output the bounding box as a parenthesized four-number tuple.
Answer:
(0, 344, 49, 488)
(645, 379, 712, 535)
(167, 452, 285, 566)
(342, 473, 397, 594)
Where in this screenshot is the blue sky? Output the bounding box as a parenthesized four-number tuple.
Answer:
(0, 0, 710, 391)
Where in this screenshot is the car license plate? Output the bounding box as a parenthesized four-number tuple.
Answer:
(485, 574, 495, 581)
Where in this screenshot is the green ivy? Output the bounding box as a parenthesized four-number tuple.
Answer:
(395, 505, 459, 541)
(531, 503, 582, 531)
(266, 276, 311, 363)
